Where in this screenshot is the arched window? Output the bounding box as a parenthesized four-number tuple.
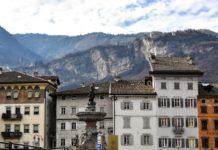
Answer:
(27, 86, 33, 99)
(13, 87, 19, 100)
(34, 86, 40, 98)
(6, 87, 12, 99)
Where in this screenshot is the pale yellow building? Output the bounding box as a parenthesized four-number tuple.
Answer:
(0, 70, 59, 149)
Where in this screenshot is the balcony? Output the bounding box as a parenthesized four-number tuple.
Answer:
(173, 127, 184, 135)
(1, 132, 22, 139)
(2, 113, 22, 121)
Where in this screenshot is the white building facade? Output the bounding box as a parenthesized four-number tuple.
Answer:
(149, 55, 203, 149)
(111, 79, 158, 150)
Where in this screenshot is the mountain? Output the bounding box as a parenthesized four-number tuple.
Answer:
(0, 26, 41, 67)
(15, 29, 218, 90)
(14, 32, 145, 61)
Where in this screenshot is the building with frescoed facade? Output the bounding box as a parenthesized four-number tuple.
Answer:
(149, 55, 203, 149)
(0, 70, 59, 149)
(198, 83, 218, 150)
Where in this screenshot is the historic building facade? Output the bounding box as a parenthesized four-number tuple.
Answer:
(198, 83, 218, 149)
(0, 70, 59, 149)
(149, 55, 203, 149)
(110, 79, 157, 150)
(54, 83, 113, 149)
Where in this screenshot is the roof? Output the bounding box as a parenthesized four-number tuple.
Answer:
(198, 83, 218, 97)
(110, 80, 156, 95)
(39, 76, 60, 85)
(149, 56, 203, 76)
(0, 71, 58, 87)
(54, 83, 110, 96)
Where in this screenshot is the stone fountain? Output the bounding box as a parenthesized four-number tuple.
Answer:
(77, 84, 107, 150)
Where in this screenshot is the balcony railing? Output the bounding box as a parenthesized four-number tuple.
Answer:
(2, 113, 22, 121)
(173, 127, 184, 135)
(1, 132, 22, 139)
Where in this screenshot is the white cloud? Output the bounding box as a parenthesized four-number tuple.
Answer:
(0, 0, 218, 35)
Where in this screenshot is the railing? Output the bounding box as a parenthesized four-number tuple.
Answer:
(2, 113, 22, 121)
(0, 141, 47, 150)
(173, 127, 184, 135)
(1, 132, 22, 139)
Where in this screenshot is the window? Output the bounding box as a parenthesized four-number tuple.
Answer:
(202, 99, 206, 103)
(34, 87, 40, 98)
(5, 124, 10, 132)
(24, 124, 29, 133)
(72, 138, 78, 146)
(172, 117, 184, 127)
(141, 134, 153, 145)
(15, 107, 20, 114)
(172, 138, 184, 148)
(158, 97, 170, 108)
(33, 124, 39, 133)
(215, 99, 218, 103)
(215, 137, 218, 148)
(214, 120, 218, 130)
(27, 90, 33, 98)
(159, 138, 171, 148)
(201, 106, 207, 113)
(61, 139, 65, 147)
(34, 106, 39, 115)
(14, 124, 20, 132)
(172, 98, 183, 108)
(13, 89, 19, 99)
(201, 120, 208, 130)
(143, 117, 150, 129)
(100, 107, 104, 112)
(123, 117, 130, 128)
(202, 137, 209, 148)
(121, 134, 133, 145)
(6, 107, 11, 114)
(161, 82, 167, 89)
(186, 118, 197, 127)
(72, 122, 76, 130)
(99, 121, 104, 129)
(24, 107, 30, 115)
(214, 106, 218, 113)
(174, 82, 180, 90)
(108, 127, 113, 134)
(121, 101, 133, 110)
(186, 138, 198, 148)
(61, 123, 65, 130)
(6, 87, 12, 99)
(159, 118, 170, 127)
(71, 107, 76, 115)
(188, 83, 193, 90)
(185, 98, 197, 108)
(61, 107, 66, 115)
(141, 101, 152, 110)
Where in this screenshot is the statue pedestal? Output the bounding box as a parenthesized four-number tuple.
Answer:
(77, 111, 107, 150)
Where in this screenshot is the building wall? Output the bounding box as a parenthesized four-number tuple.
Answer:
(56, 94, 113, 148)
(153, 76, 199, 149)
(198, 96, 218, 150)
(114, 95, 157, 150)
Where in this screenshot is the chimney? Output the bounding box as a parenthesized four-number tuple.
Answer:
(0, 68, 2, 74)
(33, 71, 38, 77)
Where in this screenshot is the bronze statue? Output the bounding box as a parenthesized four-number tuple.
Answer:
(87, 83, 96, 110)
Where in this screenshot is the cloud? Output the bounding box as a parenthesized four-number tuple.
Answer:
(0, 0, 218, 35)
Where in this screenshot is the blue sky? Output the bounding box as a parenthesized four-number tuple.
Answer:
(0, 0, 218, 35)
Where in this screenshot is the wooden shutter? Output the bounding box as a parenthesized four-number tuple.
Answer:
(180, 98, 183, 108)
(172, 139, 175, 148)
(172, 98, 175, 107)
(195, 139, 198, 148)
(149, 102, 152, 110)
(168, 118, 171, 127)
(194, 118, 197, 127)
(159, 139, 162, 147)
(121, 102, 124, 110)
(159, 118, 161, 127)
(130, 102, 133, 110)
(141, 135, 144, 145)
(140, 102, 143, 110)
(121, 135, 124, 145)
(182, 139, 185, 148)
(168, 138, 171, 147)
(158, 98, 161, 107)
(143, 117, 150, 129)
(185, 98, 188, 107)
(186, 139, 189, 148)
(172, 118, 175, 127)
(181, 118, 184, 127)
(167, 98, 170, 107)
(130, 135, 133, 145)
(149, 135, 153, 145)
(194, 99, 197, 107)
(186, 118, 188, 127)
